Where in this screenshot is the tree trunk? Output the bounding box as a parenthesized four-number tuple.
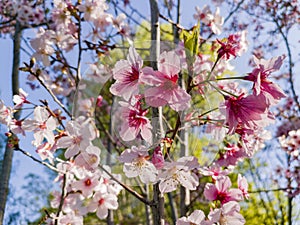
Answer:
(0, 21, 22, 225)
(149, 0, 164, 224)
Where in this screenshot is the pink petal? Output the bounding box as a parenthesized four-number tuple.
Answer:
(158, 51, 181, 76)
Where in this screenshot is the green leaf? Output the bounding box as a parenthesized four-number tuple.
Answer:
(182, 24, 200, 68)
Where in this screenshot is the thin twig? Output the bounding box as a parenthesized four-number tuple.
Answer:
(99, 164, 152, 206)
(34, 73, 72, 118)
(55, 174, 67, 225)
(159, 14, 186, 31)
(249, 187, 300, 194)
(272, 17, 300, 111)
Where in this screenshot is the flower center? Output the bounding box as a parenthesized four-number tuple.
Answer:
(85, 179, 92, 186)
(72, 136, 82, 145)
(98, 198, 105, 205)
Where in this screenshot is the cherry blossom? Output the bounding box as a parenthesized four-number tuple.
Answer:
(88, 192, 118, 219)
(71, 173, 100, 198)
(216, 144, 247, 167)
(0, 100, 13, 126)
(51, 0, 72, 30)
(58, 212, 83, 225)
(208, 201, 245, 225)
(53, 29, 77, 52)
(151, 146, 165, 170)
(176, 209, 206, 225)
(141, 51, 191, 111)
(200, 163, 232, 180)
(22, 106, 57, 146)
(209, 7, 224, 35)
(118, 95, 152, 144)
(30, 28, 55, 66)
(193, 5, 212, 25)
(100, 166, 123, 195)
(220, 93, 273, 134)
(86, 63, 111, 84)
(78, 97, 94, 115)
(238, 128, 272, 157)
(36, 142, 56, 163)
(238, 174, 249, 200)
(218, 32, 248, 59)
(74, 145, 101, 171)
(9, 119, 25, 136)
(245, 55, 286, 105)
(77, 0, 109, 22)
(204, 176, 243, 204)
(13, 88, 30, 109)
(110, 46, 143, 101)
(158, 156, 199, 194)
(118, 145, 157, 184)
(57, 120, 96, 159)
(193, 6, 224, 35)
(113, 13, 131, 37)
(93, 13, 113, 32)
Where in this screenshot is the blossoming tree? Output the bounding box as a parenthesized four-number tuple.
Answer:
(0, 0, 299, 224)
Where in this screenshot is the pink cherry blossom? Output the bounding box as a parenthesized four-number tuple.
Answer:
(193, 5, 212, 24)
(193, 6, 224, 35)
(100, 165, 123, 195)
(220, 93, 273, 134)
(208, 201, 245, 225)
(56, 118, 96, 158)
(176, 209, 206, 225)
(200, 164, 232, 180)
(13, 88, 30, 109)
(113, 13, 130, 36)
(237, 174, 249, 200)
(77, 0, 109, 22)
(110, 46, 143, 101)
(93, 13, 113, 32)
(22, 106, 57, 146)
(30, 28, 55, 66)
(0, 100, 13, 126)
(72, 173, 100, 198)
(88, 192, 118, 219)
(74, 145, 101, 171)
(58, 212, 83, 225)
(119, 95, 152, 144)
(238, 127, 271, 157)
(36, 142, 56, 163)
(53, 30, 77, 52)
(9, 119, 25, 136)
(151, 146, 165, 170)
(245, 55, 286, 105)
(51, 0, 72, 30)
(217, 33, 246, 60)
(209, 8, 224, 35)
(216, 144, 246, 167)
(141, 51, 191, 111)
(158, 156, 199, 194)
(118, 145, 157, 184)
(86, 63, 111, 84)
(204, 176, 243, 204)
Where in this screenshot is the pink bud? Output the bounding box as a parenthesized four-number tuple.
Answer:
(96, 95, 103, 107)
(152, 146, 164, 170)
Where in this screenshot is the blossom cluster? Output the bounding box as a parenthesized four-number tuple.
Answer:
(278, 129, 300, 197)
(0, 1, 290, 224)
(0, 91, 124, 224)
